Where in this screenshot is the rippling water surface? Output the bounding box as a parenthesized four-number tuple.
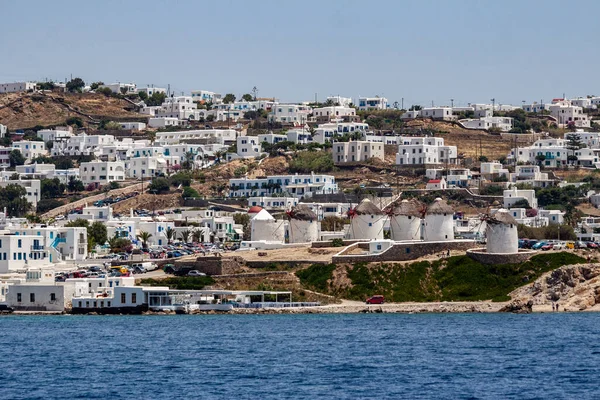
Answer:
(1, 313, 599, 399)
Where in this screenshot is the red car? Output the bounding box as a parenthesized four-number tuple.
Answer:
(541, 243, 554, 251)
(587, 242, 599, 249)
(366, 295, 385, 304)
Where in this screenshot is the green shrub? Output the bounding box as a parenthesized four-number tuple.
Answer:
(289, 151, 334, 173)
(182, 186, 199, 198)
(295, 264, 337, 292)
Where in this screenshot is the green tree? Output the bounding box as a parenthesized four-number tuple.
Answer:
(89, 221, 108, 249)
(36, 198, 63, 213)
(37, 82, 55, 90)
(41, 178, 66, 199)
(9, 150, 25, 167)
(165, 227, 176, 244)
(565, 133, 584, 165)
(148, 178, 170, 193)
(108, 235, 132, 253)
(66, 77, 85, 93)
(241, 93, 253, 102)
(90, 81, 104, 91)
(191, 229, 203, 243)
(182, 186, 199, 198)
(223, 93, 236, 104)
(179, 229, 191, 243)
(145, 92, 166, 106)
(138, 91, 148, 101)
(136, 231, 153, 249)
(0, 184, 31, 217)
(66, 116, 83, 128)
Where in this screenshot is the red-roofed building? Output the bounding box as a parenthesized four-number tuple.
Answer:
(426, 177, 447, 190)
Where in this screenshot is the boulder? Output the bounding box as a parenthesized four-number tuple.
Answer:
(499, 299, 533, 314)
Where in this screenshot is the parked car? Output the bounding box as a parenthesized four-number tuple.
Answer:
(187, 270, 206, 277)
(541, 243, 554, 251)
(553, 242, 565, 250)
(0, 304, 14, 313)
(163, 264, 176, 274)
(532, 241, 547, 250)
(587, 242, 599, 249)
(575, 241, 587, 249)
(366, 295, 385, 305)
(174, 267, 194, 277)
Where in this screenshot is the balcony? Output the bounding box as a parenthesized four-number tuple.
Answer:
(31, 245, 45, 251)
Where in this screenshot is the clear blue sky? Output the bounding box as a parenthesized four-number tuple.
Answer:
(1, 0, 598, 107)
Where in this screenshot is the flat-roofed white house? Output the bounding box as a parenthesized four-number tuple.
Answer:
(0, 82, 36, 93)
(357, 96, 388, 111)
(332, 141, 384, 164)
(395, 137, 457, 166)
(79, 161, 125, 186)
(12, 141, 47, 163)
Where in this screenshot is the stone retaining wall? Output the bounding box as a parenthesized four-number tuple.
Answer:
(466, 249, 537, 265)
(333, 240, 478, 263)
(311, 240, 368, 249)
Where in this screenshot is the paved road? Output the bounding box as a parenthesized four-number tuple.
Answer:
(42, 182, 145, 219)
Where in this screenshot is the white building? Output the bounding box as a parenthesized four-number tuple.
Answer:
(12, 141, 47, 163)
(312, 106, 356, 121)
(420, 107, 455, 121)
(460, 116, 513, 132)
(0, 234, 49, 273)
(326, 96, 353, 107)
(357, 96, 388, 111)
(155, 129, 236, 145)
(549, 103, 590, 128)
(6, 225, 88, 263)
(396, 137, 457, 166)
(332, 141, 384, 164)
(137, 87, 166, 97)
(79, 161, 125, 186)
(148, 117, 181, 128)
(191, 90, 220, 103)
(0, 82, 36, 93)
(227, 136, 263, 161)
(248, 196, 298, 210)
(503, 187, 538, 209)
(426, 178, 447, 190)
(229, 173, 338, 199)
(99, 83, 137, 94)
(119, 122, 147, 131)
(269, 104, 311, 124)
(37, 127, 73, 143)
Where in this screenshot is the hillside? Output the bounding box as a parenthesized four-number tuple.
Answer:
(296, 252, 587, 303)
(0, 91, 145, 130)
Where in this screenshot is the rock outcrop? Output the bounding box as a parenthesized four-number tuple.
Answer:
(510, 263, 600, 311)
(499, 299, 533, 314)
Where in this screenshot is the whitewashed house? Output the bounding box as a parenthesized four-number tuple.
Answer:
(79, 161, 125, 186)
(332, 141, 384, 164)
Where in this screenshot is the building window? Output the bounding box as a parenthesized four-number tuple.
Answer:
(121, 293, 126, 303)
(30, 293, 35, 303)
(17, 293, 21, 302)
(132, 293, 137, 303)
(50, 293, 56, 302)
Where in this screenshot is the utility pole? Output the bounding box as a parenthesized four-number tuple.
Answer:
(451, 99, 454, 108)
(490, 98, 495, 115)
(401, 98, 404, 110)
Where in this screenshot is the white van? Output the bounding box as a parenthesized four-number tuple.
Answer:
(131, 262, 159, 272)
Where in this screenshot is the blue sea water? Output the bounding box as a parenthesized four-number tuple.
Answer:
(0, 313, 598, 399)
